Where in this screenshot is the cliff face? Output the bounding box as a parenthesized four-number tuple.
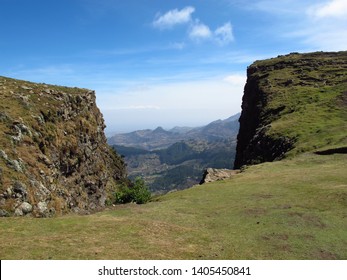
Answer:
(234, 51, 347, 169)
(0, 76, 127, 217)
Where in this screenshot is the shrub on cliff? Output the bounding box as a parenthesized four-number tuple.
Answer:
(115, 177, 151, 204)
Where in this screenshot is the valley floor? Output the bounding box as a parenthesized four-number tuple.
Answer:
(0, 153, 346, 259)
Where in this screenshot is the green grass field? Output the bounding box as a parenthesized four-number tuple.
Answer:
(1, 152, 346, 260)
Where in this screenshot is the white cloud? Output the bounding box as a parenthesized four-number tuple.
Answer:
(244, 0, 347, 51)
(214, 22, 234, 45)
(308, 0, 347, 18)
(153, 6, 195, 29)
(300, 0, 347, 50)
(153, 7, 234, 46)
(188, 20, 212, 40)
(189, 21, 235, 45)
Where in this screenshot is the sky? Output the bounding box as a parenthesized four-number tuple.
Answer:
(1, 0, 347, 134)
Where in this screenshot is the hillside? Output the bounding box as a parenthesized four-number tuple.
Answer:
(111, 115, 239, 193)
(108, 113, 240, 150)
(0, 51, 346, 260)
(234, 51, 347, 168)
(0, 76, 127, 217)
(115, 138, 237, 193)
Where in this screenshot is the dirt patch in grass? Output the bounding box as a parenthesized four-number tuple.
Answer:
(275, 244, 292, 253)
(295, 233, 315, 240)
(273, 204, 292, 209)
(252, 193, 274, 200)
(262, 233, 289, 241)
(260, 233, 292, 257)
(288, 212, 326, 228)
(314, 249, 339, 260)
(243, 207, 267, 217)
(303, 215, 326, 228)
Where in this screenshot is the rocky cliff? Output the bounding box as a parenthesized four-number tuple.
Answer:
(234, 51, 347, 169)
(0, 76, 127, 217)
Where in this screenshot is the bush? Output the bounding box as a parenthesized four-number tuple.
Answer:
(115, 177, 151, 204)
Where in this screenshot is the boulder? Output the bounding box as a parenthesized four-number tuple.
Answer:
(200, 168, 239, 184)
(18, 202, 33, 214)
(36, 201, 48, 217)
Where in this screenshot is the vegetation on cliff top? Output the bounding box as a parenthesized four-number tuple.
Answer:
(235, 51, 347, 168)
(259, 52, 347, 153)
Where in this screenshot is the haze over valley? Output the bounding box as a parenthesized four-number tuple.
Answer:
(109, 114, 240, 193)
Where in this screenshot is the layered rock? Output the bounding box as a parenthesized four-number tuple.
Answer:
(234, 51, 347, 168)
(0, 76, 127, 217)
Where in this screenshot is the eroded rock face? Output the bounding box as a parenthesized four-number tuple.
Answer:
(0, 76, 127, 217)
(234, 51, 347, 169)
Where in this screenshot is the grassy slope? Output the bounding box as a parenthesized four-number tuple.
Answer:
(1, 152, 346, 259)
(253, 52, 347, 155)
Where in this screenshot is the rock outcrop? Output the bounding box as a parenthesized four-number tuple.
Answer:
(200, 168, 239, 184)
(234, 51, 347, 169)
(0, 76, 127, 217)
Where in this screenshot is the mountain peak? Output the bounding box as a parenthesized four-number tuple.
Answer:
(108, 115, 240, 150)
(153, 126, 167, 133)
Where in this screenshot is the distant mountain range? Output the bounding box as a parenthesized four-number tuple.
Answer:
(108, 113, 240, 193)
(108, 113, 240, 150)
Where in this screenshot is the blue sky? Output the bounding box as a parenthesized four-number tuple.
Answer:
(1, 0, 347, 133)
